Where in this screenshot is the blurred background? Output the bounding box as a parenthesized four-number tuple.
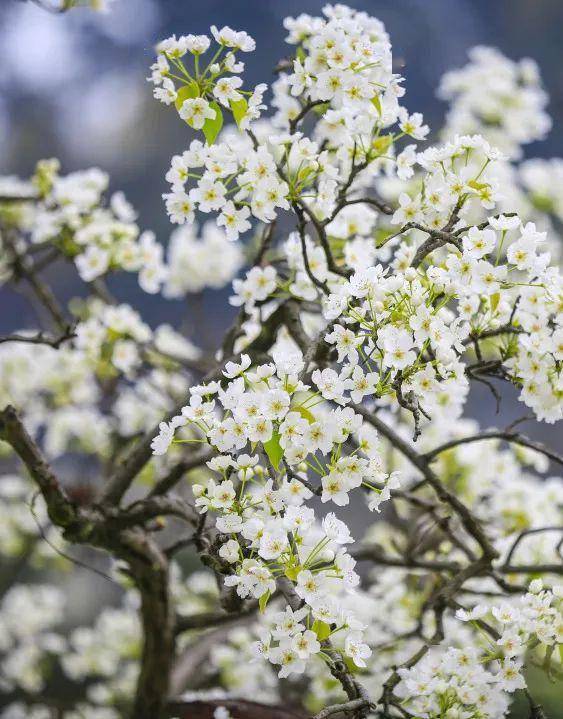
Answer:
(0, 1, 562, 715)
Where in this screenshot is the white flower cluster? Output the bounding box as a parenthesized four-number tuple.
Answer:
(458, 579, 563, 652)
(75, 301, 152, 376)
(256, 138, 561, 423)
(62, 594, 140, 707)
(0, 300, 207, 462)
(154, 5, 433, 243)
(0, 565, 206, 719)
(151, 351, 402, 675)
(519, 157, 563, 225)
(0, 160, 168, 292)
(397, 645, 514, 718)
(0, 584, 65, 694)
(438, 46, 551, 160)
(0, 474, 68, 567)
(0, 475, 45, 558)
(148, 24, 264, 129)
(163, 220, 244, 296)
(161, 135, 288, 240)
(396, 582, 562, 719)
(409, 415, 563, 573)
(148, 22, 268, 243)
(279, 6, 402, 124)
(0, 340, 111, 458)
(1, 5, 563, 719)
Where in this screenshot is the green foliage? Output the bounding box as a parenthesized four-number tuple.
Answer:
(203, 101, 224, 145)
(230, 97, 248, 129)
(174, 81, 199, 112)
(263, 432, 283, 470)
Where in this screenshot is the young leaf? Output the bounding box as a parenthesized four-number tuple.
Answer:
(284, 565, 301, 581)
(312, 619, 332, 641)
(294, 405, 315, 424)
(372, 134, 393, 154)
(371, 94, 382, 116)
(259, 589, 271, 613)
(174, 81, 199, 112)
(263, 432, 283, 470)
(312, 101, 330, 116)
(203, 101, 224, 145)
(230, 97, 248, 129)
(468, 179, 489, 192)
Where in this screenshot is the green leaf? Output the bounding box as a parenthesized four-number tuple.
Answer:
(312, 101, 329, 116)
(490, 292, 500, 312)
(343, 656, 359, 673)
(174, 81, 199, 112)
(371, 134, 393, 154)
(530, 192, 554, 214)
(202, 101, 224, 145)
(229, 97, 248, 129)
(312, 620, 332, 641)
(263, 432, 283, 470)
(284, 565, 301, 581)
(467, 179, 488, 192)
(295, 405, 315, 424)
(371, 94, 382, 116)
(259, 589, 271, 613)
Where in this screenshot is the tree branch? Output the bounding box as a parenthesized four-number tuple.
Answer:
(3, 228, 70, 331)
(175, 602, 259, 634)
(424, 430, 563, 467)
(0, 405, 77, 528)
(0, 326, 76, 349)
(289, 99, 326, 134)
(350, 403, 499, 561)
(313, 699, 371, 719)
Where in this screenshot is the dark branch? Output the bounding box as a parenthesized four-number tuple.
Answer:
(424, 431, 563, 467)
(0, 326, 76, 349)
(351, 403, 499, 561)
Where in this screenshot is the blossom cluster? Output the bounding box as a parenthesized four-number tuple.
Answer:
(0, 474, 67, 568)
(277, 5, 421, 137)
(151, 351, 402, 675)
(438, 46, 551, 159)
(397, 582, 563, 718)
(407, 414, 563, 574)
(0, 561, 225, 719)
(0, 300, 203, 462)
(148, 23, 273, 242)
(161, 134, 288, 240)
(0, 160, 168, 292)
(75, 301, 152, 376)
(231, 135, 562, 423)
(176, 566, 563, 717)
(62, 594, 140, 706)
(148, 24, 264, 131)
(163, 220, 244, 296)
(154, 5, 432, 243)
(0, 338, 110, 458)
(378, 45, 563, 266)
(0, 584, 65, 694)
